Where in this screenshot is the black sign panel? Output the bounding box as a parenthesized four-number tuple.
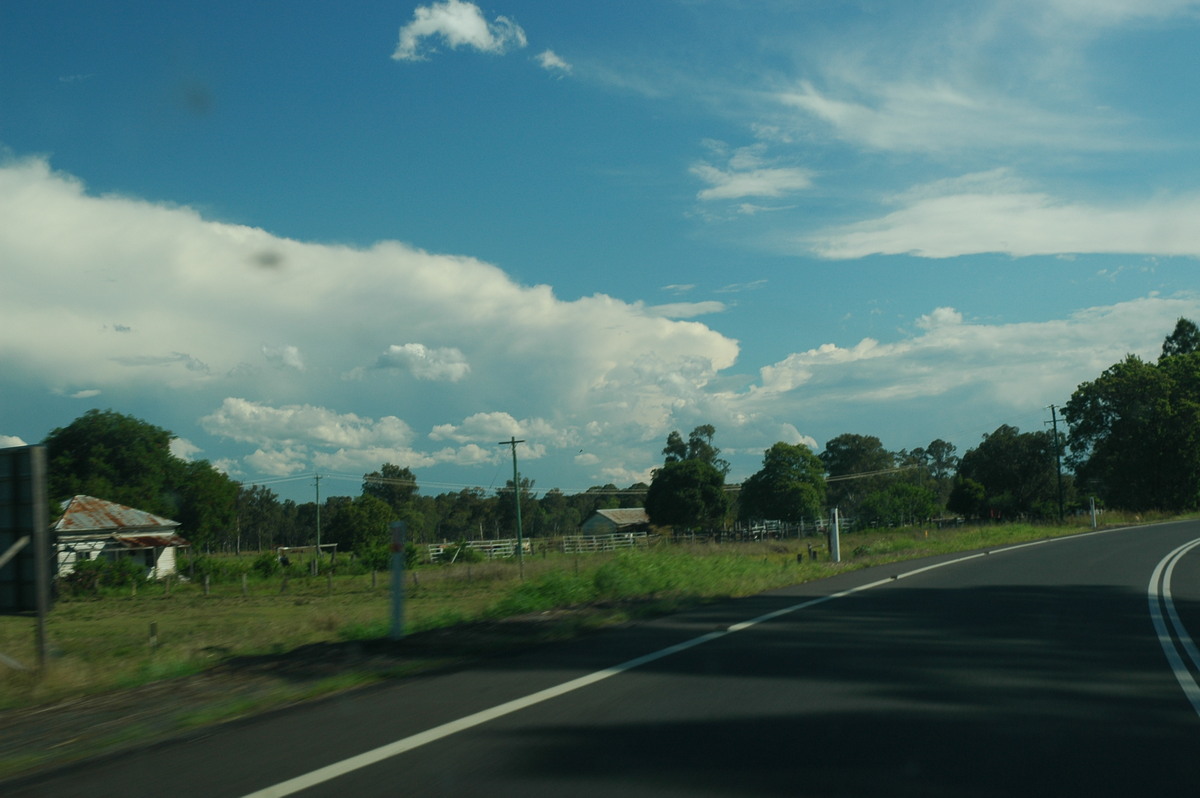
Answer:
(0, 445, 51, 613)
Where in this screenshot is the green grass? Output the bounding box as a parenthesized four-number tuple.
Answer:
(0, 512, 1174, 713)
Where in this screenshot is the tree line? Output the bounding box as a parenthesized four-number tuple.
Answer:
(37, 318, 1200, 557)
(40, 413, 647, 556)
(645, 317, 1200, 530)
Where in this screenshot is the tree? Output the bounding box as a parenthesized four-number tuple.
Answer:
(43, 409, 238, 549)
(955, 425, 1062, 519)
(1161, 317, 1200, 360)
(1065, 350, 1200, 511)
(496, 477, 537, 537)
(738, 442, 826, 524)
(431, 487, 497, 540)
(857, 483, 942, 528)
(539, 488, 580, 536)
(237, 485, 282, 551)
(645, 459, 729, 531)
(947, 477, 986, 519)
(362, 463, 418, 515)
(174, 459, 238, 550)
(662, 431, 687, 464)
(661, 425, 730, 474)
(819, 433, 894, 515)
(324, 494, 394, 555)
(44, 409, 176, 515)
(916, 439, 959, 482)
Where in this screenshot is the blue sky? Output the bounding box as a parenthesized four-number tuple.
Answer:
(2, 0, 1199, 503)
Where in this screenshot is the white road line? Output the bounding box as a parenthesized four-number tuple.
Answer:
(242, 527, 1137, 797)
(1148, 537, 1200, 716)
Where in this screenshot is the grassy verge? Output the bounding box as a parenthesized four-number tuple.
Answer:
(0, 512, 1176, 713)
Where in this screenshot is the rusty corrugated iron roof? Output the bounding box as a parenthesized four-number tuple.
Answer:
(53, 495, 181, 534)
(113, 534, 190, 548)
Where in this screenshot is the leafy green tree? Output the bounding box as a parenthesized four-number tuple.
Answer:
(44, 409, 176, 514)
(947, 477, 987, 519)
(661, 425, 730, 474)
(896, 438, 959, 507)
(496, 477, 537, 537)
(956, 425, 1063, 519)
(1160, 317, 1200, 360)
(174, 459, 238, 550)
(362, 463, 418, 514)
(819, 433, 895, 514)
(662, 431, 688, 463)
(857, 482, 942, 528)
(324, 494, 395, 555)
(738, 442, 826, 524)
(622, 482, 650, 508)
(645, 459, 729, 531)
(433, 487, 494, 540)
(1066, 350, 1200, 511)
(237, 485, 283, 551)
(907, 439, 960, 483)
(44, 409, 238, 549)
(538, 488, 580, 535)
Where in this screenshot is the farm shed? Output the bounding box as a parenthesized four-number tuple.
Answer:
(580, 507, 650, 535)
(53, 495, 190, 579)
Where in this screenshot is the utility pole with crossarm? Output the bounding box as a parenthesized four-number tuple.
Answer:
(498, 437, 526, 579)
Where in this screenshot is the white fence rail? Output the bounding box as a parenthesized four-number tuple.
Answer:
(427, 532, 656, 561)
(426, 538, 532, 562)
(561, 531, 655, 553)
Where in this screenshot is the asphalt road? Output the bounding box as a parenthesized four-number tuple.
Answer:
(9, 521, 1200, 797)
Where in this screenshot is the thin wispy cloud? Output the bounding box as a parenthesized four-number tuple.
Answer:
(808, 170, 1200, 259)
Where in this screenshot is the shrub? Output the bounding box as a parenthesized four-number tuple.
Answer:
(251, 552, 280, 578)
(103, 557, 146, 587)
(439, 542, 484, 564)
(56, 556, 146, 595)
(57, 557, 106, 596)
(357, 542, 391, 572)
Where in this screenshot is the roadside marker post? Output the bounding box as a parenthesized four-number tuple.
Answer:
(390, 521, 406, 641)
(830, 507, 842, 563)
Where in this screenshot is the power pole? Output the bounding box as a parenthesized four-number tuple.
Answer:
(314, 473, 322, 553)
(1046, 405, 1065, 523)
(498, 437, 525, 580)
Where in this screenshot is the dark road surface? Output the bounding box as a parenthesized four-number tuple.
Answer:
(8, 521, 1200, 797)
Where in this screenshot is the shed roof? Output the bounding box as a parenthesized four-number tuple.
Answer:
(591, 508, 650, 527)
(54, 495, 181, 535)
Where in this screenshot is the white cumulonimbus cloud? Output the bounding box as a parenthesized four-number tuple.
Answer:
(751, 297, 1200, 416)
(373, 343, 470, 381)
(393, 0, 527, 61)
(262, 344, 305, 372)
(0, 155, 739, 478)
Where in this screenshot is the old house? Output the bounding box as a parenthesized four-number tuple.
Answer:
(54, 495, 190, 579)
